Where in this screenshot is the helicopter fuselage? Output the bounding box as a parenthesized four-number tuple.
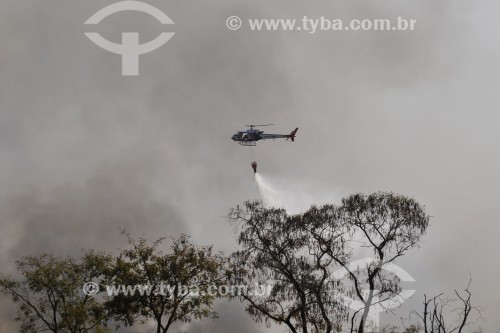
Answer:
(231, 127, 298, 146)
(231, 129, 263, 143)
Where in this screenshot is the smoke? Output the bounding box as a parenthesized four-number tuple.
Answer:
(183, 302, 265, 333)
(1, 0, 499, 331)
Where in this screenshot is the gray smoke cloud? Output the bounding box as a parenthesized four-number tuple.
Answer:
(1, 0, 498, 331)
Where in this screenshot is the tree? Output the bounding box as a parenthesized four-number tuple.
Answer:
(105, 233, 228, 333)
(229, 201, 351, 333)
(229, 192, 430, 333)
(0, 251, 113, 333)
(410, 277, 481, 333)
(329, 193, 429, 333)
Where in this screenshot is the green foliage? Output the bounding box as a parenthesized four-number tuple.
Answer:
(0, 234, 228, 333)
(403, 324, 422, 333)
(0, 252, 113, 333)
(105, 233, 229, 333)
(0, 192, 452, 333)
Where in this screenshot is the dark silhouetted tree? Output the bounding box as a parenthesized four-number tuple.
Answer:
(230, 192, 430, 333)
(410, 277, 481, 333)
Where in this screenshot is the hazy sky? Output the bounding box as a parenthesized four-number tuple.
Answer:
(0, 0, 498, 331)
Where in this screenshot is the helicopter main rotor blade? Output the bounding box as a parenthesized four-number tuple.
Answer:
(242, 124, 274, 127)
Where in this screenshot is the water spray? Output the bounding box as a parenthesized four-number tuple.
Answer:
(254, 173, 325, 213)
(254, 172, 284, 208)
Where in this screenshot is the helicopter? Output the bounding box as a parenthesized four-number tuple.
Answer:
(231, 124, 298, 146)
